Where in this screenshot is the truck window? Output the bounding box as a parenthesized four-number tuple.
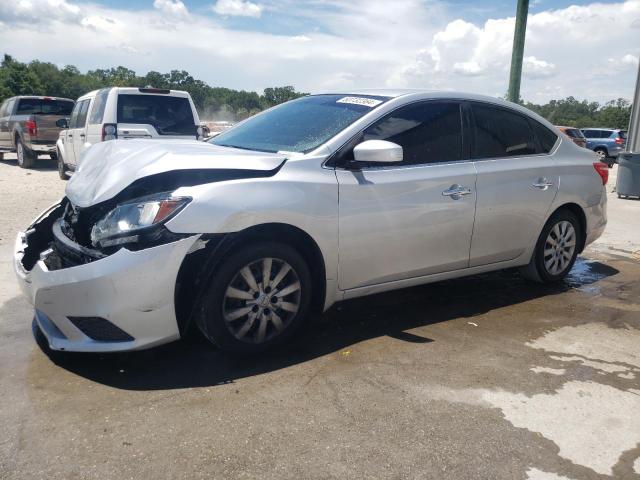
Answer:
(16, 98, 74, 115)
(116, 94, 195, 135)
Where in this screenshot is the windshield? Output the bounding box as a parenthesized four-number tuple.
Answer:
(209, 94, 389, 153)
(117, 94, 195, 135)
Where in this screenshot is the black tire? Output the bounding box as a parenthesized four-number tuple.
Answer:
(520, 209, 582, 283)
(56, 149, 68, 180)
(195, 241, 312, 354)
(16, 137, 35, 168)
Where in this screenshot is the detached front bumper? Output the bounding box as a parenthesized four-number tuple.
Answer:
(14, 204, 200, 352)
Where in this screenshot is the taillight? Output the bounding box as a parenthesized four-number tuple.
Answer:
(102, 123, 117, 141)
(615, 137, 623, 145)
(25, 120, 37, 136)
(593, 162, 609, 185)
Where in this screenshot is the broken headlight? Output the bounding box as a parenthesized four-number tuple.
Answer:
(90, 193, 191, 248)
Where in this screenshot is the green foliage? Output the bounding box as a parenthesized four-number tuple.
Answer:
(523, 96, 632, 129)
(1, 53, 631, 128)
(0, 54, 308, 120)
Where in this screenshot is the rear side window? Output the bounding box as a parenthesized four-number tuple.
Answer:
(360, 101, 463, 166)
(89, 89, 109, 125)
(116, 94, 195, 135)
(16, 98, 74, 115)
(471, 103, 536, 159)
(530, 121, 558, 153)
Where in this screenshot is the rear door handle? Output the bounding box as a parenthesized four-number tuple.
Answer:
(80, 133, 85, 139)
(442, 184, 472, 199)
(532, 178, 554, 190)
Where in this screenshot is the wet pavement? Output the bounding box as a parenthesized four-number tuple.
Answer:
(1, 158, 639, 479)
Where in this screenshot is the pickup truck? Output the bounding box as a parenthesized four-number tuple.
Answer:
(0, 96, 75, 168)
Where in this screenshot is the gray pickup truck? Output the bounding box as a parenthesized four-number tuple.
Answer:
(0, 96, 75, 168)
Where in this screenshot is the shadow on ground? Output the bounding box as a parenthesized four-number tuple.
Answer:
(1, 156, 57, 171)
(34, 258, 618, 391)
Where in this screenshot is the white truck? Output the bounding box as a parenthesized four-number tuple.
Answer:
(56, 87, 202, 179)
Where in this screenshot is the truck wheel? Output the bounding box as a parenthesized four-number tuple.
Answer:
(16, 138, 35, 168)
(56, 149, 68, 180)
(195, 241, 312, 354)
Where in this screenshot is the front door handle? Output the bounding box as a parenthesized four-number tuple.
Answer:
(68, 134, 73, 138)
(532, 178, 554, 190)
(442, 184, 472, 200)
(80, 133, 85, 139)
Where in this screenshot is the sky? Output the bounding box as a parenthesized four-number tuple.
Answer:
(0, 0, 638, 103)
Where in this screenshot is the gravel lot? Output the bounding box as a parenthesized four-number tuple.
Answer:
(1, 154, 639, 480)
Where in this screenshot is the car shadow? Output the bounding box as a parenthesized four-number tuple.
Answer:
(1, 156, 57, 171)
(34, 258, 619, 391)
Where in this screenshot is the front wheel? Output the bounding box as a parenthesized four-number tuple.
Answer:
(195, 242, 312, 354)
(520, 210, 581, 283)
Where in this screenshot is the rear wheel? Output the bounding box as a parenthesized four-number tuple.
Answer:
(16, 138, 35, 168)
(594, 148, 607, 163)
(520, 210, 581, 283)
(195, 242, 312, 354)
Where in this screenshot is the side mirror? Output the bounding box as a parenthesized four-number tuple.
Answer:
(56, 118, 69, 129)
(353, 140, 403, 163)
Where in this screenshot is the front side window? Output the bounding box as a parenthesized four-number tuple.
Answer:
(68, 101, 82, 129)
(117, 94, 195, 135)
(76, 99, 90, 128)
(210, 94, 389, 154)
(471, 103, 536, 159)
(359, 101, 463, 166)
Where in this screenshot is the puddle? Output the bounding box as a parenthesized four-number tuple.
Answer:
(563, 258, 609, 293)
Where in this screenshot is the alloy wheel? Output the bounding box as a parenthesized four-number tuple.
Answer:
(222, 257, 301, 344)
(543, 220, 576, 276)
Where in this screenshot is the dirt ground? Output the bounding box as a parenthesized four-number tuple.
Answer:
(1, 154, 639, 480)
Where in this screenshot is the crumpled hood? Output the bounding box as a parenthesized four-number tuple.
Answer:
(66, 139, 287, 207)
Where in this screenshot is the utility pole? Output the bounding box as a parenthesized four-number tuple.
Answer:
(507, 0, 529, 103)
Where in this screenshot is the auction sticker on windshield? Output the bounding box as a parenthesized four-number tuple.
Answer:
(336, 97, 383, 107)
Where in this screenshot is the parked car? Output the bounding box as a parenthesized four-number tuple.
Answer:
(56, 87, 202, 179)
(580, 128, 627, 166)
(556, 126, 587, 148)
(14, 90, 607, 355)
(0, 96, 75, 168)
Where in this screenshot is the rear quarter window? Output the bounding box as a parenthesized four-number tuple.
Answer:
(116, 94, 195, 135)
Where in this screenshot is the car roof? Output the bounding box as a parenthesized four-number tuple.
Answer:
(314, 89, 541, 111)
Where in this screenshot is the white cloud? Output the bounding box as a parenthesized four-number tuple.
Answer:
(153, 0, 189, 18)
(0, 0, 637, 104)
(0, 0, 82, 24)
(523, 56, 555, 78)
(212, 0, 263, 18)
